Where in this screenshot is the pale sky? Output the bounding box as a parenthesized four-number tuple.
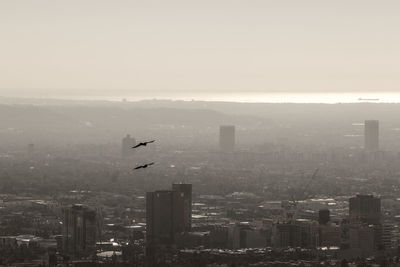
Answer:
(1, 0, 400, 97)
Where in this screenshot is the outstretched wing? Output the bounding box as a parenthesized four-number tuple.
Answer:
(132, 143, 143, 149)
(134, 162, 155, 169)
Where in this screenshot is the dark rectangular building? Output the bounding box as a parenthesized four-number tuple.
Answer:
(146, 184, 193, 266)
(62, 204, 99, 257)
(146, 184, 192, 246)
(349, 195, 381, 225)
(172, 183, 192, 232)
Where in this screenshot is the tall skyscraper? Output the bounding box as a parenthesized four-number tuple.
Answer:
(146, 183, 192, 246)
(146, 184, 192, 267)
(62, 204, 99, 257)
(318, 209, 330, 225)
(348, 195, 382, 254)
(364, 120, 379, 152)
(172, 183, 192, 232)
(219, 125, 235, 152)
(121, 134, 136, 158)
(349, 195, 381, 225)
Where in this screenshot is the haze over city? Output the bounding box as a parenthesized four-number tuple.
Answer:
(2, 1, 400, 267)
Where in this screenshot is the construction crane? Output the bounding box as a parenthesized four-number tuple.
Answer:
(285, 168, 319, 221)
(297, 168, 319, 202)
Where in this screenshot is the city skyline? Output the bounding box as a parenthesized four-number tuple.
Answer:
(2, 1, 400, 266)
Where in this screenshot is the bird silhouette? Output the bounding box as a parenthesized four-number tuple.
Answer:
(133, 162, 155, 170)
(132, 140, 155, 149)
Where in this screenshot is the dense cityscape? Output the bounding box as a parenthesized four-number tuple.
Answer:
(2, 0, 400, 265)
(1, 101, 400, 266)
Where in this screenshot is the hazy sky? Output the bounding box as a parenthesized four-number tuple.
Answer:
(1, 0, 400, 97)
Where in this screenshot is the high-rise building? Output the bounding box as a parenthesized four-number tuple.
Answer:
(219, 125, 235, 152)
(62, 204, 99, 257)
(146, 184, 193, 267)
(121, 134, 136, 158)
(146, 184, 192, 246)
(349, 225, 377, 256)
(381, 223, 395, 249)
(318, 209, 330, 225)
(146, 190, 178, 246)
(364, 120, 379, 152)
(349, 195, 381, 225)
(348, 195, 382, 256)
(172, 183, 192, 231)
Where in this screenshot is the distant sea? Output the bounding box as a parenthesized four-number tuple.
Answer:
(2, 91, 400, 104)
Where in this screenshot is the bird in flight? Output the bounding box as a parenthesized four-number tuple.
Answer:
(133, 162, 155, 170)
(132, 140, 155, 149)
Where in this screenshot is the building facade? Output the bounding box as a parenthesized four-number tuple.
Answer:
(62, 204, 99, 257)
(146, 183, 192, 246)
(349, 195, 381, 225)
